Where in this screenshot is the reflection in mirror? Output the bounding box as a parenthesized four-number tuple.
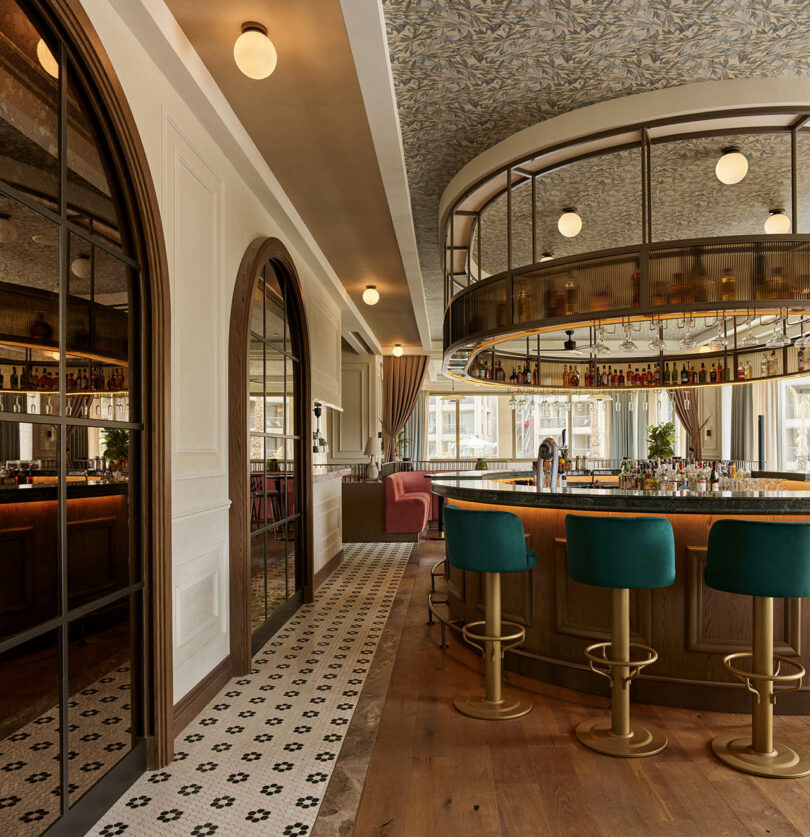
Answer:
(0, 630, 60, 834)
(67, 596, 135, 805)
(0, 422, 58, 643)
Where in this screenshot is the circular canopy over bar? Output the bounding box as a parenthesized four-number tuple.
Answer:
(441, 105, 810, 392)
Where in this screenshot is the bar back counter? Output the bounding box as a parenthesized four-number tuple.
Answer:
(430, 472, 810, 713)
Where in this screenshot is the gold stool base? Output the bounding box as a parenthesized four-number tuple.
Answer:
(711, 732, 810, 778)
(576, 716, 668, 758)
(453, 688, 533, 720)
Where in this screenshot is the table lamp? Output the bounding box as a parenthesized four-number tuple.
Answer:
(364, 435, 382, 480)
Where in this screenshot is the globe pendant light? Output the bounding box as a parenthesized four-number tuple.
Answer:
(557, 209, 582, 238)
(715, 146, 748, 185)
(362, 285, 380, 305)
(234, 22, 277, 80)
(392, 344, 404, 357)
(764, 208, 791, 234)
(36, 39, 59, 79)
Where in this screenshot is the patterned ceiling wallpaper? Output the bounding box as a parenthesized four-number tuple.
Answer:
(381, 0, 810, 338)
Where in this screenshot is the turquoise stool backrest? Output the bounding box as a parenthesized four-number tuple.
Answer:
(705, 519, 810, 598)
(565, 514, 675, 589)
(443, 505, 536, 573)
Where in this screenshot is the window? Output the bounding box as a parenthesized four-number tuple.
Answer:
(779, 376, 810, 470)
(426, 394, 500, 459)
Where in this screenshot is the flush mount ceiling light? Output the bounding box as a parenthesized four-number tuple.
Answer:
(557, 209, 582, 238)
(234, 22, 277, 80)
(715, 146, 748, 185)
(0, 213, 17, 244)
(539, 251, 554, 262)
(71, 255, 91, 279)
(36, 39, 58, 79)
(392, 344, 404, 357)
(764, 208, 791, 234)
(362, 285, 380, 305)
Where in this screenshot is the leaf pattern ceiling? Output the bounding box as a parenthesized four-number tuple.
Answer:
(381, 0, 810, 339)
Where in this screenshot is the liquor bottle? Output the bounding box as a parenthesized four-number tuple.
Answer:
(710, 363, 717, 383)
(698, 363, 706, 384)
(601, 365, 608, 387)
(746, 361, 753, 379)
(760, 354, 768, 377)
(663, 363, 670, 386)
(680, 363, 689, 385)
(737, 360, 745, 380)
(719, 266, 736, 302)
(710, 461, 720, 491)
(570, 367, 579, 387)
(471, 357, 479, 378)
(653, 363, 661, 386)
(618, 366, 625, 386)
(767, 350, 778, 376)
(646, 364, 653, 386)
(610, 366, 618, 387)
(753, 244, 766, 300)
(627, 363, 633, 386)
(562, 364, 569, 386)
(532, 363, 538, 386)
(510, 367, 517, 384)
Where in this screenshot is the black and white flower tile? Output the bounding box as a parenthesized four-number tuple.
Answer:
(0, 665, 132, 837)
(87, 542, 412, 837)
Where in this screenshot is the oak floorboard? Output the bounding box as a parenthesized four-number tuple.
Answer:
(349, 539, 810, 837)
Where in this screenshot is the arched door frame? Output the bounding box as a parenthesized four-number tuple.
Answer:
(228, 237, 313, 675)
(32, 0, 174, 768)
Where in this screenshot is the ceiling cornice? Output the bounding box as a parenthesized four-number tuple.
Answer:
(102, 0, 382, 354)
(340, 0, 431, 351)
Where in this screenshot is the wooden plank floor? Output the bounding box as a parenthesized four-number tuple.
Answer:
(353, 539, 810, 837)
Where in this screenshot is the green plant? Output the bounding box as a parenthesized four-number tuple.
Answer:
(475, 457, 488, 470)
(102, 428, 129, 463)
(647, 422, 676, 459)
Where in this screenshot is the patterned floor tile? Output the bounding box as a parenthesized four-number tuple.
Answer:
(85, 542, 411, 836)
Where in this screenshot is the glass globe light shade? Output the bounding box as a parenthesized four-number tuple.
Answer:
(557, 210, 582, 238)
(715, 148, 748, 185)
(36, 39, 59, 79)
(362, 285, 380, 305)
(764, 209, 791, 234)
(0, 215, 17, 244)
(71, 255, 91, 279)
(234, 24, 277, 80)
(392, 344, 404, 357)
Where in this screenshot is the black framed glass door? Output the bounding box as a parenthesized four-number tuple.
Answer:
(248, 262, 303, 650)
(0, 2, 147, 832)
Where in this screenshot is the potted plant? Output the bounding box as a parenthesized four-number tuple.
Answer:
(102, 428, 129, 475)
(647, 422, 676, 459)
(475, 457, 488, 470)
(396, 429, 412, 467)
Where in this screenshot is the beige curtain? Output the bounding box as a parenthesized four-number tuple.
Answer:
(382, 355, 429, 461)
(667, 388, 702, 459)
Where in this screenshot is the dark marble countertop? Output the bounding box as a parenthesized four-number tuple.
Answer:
(0, 482, 129, 504)
(429, 471, 810, 515)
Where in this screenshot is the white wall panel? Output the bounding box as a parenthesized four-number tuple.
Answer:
(313, 478, 342, 575)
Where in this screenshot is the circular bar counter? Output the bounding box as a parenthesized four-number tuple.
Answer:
(430, 472, 810, 713)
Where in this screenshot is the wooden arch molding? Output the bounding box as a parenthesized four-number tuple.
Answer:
(29, 1, 174, 766)
(228, 237, 314, 676)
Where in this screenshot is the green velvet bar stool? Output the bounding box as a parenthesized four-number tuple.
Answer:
(705, 519, 810, 778)
(443, 504, 537, 720)
(565, 513, 675, 757)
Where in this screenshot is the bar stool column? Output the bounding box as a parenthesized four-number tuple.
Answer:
(483, 573, 500, 704)
(611, 588, 631, 740)
(752, 596, 774, 757)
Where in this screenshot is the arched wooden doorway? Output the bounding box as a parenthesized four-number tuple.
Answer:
(0, 0, 171, 833)
(229, 238, 313, 674)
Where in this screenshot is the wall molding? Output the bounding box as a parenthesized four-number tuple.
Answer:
(172, 499, 232, 523)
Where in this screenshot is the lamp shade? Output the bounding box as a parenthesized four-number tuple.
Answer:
(364, 436, 382, 456)
(234, 23, 277, 80)
(715, 147, 748, 185)
(557, 209, 582, 238)
(764, 209, 791, 234)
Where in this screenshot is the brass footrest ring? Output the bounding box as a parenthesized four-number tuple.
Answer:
(584, 640, 659, 685)
(462, 619, 526, 654)
(722, 652, 805, 703)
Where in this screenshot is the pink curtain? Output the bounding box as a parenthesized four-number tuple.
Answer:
(382, 355, 429, 462)
(667, 388, 702, 459)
